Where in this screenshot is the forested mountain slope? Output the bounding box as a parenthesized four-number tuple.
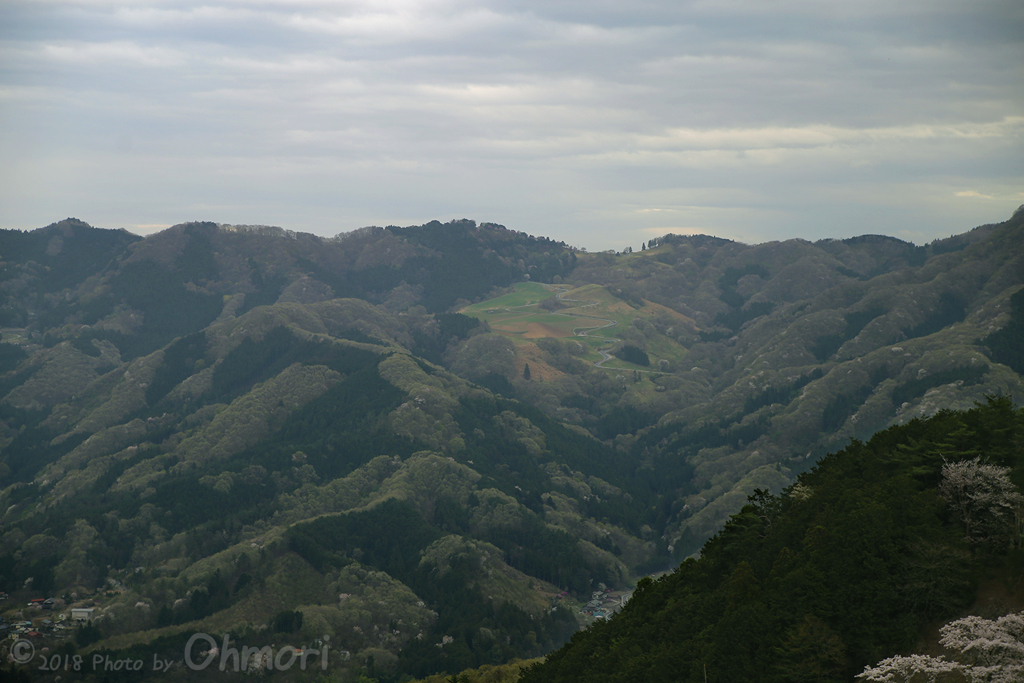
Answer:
(0, 314, 640, 680)
(0, 210, 1021, 681)
(455, 208, 1024, 558)
(519, 397, 1024, 683)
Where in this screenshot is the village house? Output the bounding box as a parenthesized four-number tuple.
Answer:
(71, 607, 95, 622)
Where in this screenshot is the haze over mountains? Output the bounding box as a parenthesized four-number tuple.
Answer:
(0, 209, 1022, 681)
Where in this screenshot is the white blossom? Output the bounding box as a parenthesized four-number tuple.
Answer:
(940, 612, 1024, 679)
(857, 654, 959, 682)
(939, 458, 1023, 543)
(858, 611, 1024, 683)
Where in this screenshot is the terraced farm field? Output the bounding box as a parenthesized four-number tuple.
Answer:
(463, 283, 607, 330)
(461, 282, 695, 371)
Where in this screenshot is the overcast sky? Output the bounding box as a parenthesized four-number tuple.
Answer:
(1, 0, 1021, 251)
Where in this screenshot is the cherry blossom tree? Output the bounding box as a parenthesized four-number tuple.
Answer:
(858, 611, 1024, 683)
(940, 612, 1024, 682)
(856, 654, 959, 682)
(939, 458, 1023, 544)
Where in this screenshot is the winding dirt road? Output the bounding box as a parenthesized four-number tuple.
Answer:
(548, 286, 620, 367)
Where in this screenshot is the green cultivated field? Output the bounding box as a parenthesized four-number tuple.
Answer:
(463, 281, 554, 310)
(462, 283, 611, 341)
(462, 282, 694, 370)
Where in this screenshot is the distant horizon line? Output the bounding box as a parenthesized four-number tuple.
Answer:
(6, 208, 1020, 251)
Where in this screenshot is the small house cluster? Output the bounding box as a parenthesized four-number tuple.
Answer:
(1, 596, 96, 647)
(579, 589, 631, 621)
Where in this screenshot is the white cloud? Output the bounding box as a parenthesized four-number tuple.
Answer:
(1, 0, 1021, 248)
(38, 41, 189, 67)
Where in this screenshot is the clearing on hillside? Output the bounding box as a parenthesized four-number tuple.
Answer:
(461, 283, 694, 371)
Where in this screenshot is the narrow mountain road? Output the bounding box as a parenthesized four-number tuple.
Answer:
(547, 286, 621, 367)
(542, 284, 665, 375)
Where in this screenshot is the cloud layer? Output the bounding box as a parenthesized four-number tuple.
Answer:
(2, 0, 1022, 248)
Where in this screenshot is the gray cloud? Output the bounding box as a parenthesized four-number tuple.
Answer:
(1, 0, 1021, 249)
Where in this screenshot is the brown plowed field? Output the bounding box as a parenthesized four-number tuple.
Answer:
(524, 322, 572, 338)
